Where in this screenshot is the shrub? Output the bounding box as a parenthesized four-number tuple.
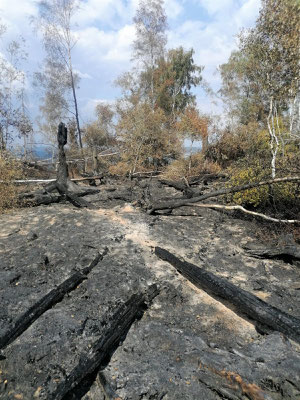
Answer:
(0, 154, 22, 212)
(228, 163, 270, 207)
(229, 162, 299, 209)
(162, 152, 221, 180)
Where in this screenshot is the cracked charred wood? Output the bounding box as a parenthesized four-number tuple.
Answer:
(158, 179, 197, 198)
(54, 123, 98, 209)
(19, 187, 99, 207)
(19, 191, 62, 206)
(155, 247, 300, 343)
(19, 124, 99, 208)
(0, 252, 105, 350)
(49, 284, 159, 400)
(244, 243, 300, 262)
(55, 181, 97, 209)
(189, 173, 227, 185)
(148, 176, 300, 214)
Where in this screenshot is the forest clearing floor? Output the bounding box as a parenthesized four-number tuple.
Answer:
(1, 178, 300, 400)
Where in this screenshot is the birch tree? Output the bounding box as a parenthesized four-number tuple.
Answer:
(133, 0, 168, 108)
(0, 26, 31, 152)
(35, 0, 83, 149)
(220, 0, 300, 178)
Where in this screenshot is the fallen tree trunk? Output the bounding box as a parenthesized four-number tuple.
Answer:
(19, 191, 62, 206)
(0, 252, 106, 350)
(6, 175, 105, 185)
(148, 176, 300, 214)
(159, 179, 198, 198)
(49, 284, 159, 400)
(244, 243, 300, 262)
(155, 247, 300, 343)
(187, 203, 300, 224)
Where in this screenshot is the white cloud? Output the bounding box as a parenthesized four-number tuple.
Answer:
(76, 24, 135, 64)
(195, 0, 234, 15)
(73, 69, 92, 79)
(164, 0, 184, 19)
(0, 0, 261, 123)
(235, 0, 261, 28)
(74, 0, 128, 27)
(0, 0, 37, 34)
(81, 98, 115, 120)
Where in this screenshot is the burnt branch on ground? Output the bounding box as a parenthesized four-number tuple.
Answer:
(0, 250, 107, 350)
(155, 247, 300, 343)
(148, 176, 300, 214)
(49, 284, 159, 400)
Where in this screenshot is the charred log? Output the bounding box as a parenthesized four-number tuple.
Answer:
(0, 252, 106, 350)
(155, 247, 300, 343)
(49, 284, 159, 400)
(244, 240, 300, 262)
(158, 179, 198, 198)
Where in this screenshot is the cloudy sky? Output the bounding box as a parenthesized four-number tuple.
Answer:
(0, 0, 261, 129)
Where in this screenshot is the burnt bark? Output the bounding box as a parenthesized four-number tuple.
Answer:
(20, 123, 98, 208)
(158, 179, 199, 198)
(155, 247, 300, 343)
(0, 252, 105, 350)
(49, 284, 159, 400)
(244, 243, 300, 262)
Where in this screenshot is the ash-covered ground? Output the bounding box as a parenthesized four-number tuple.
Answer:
(0, 178, 300, 399)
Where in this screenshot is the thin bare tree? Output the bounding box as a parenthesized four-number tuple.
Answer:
(35, 0, 83, 149)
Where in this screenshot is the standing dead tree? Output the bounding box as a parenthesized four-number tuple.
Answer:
(20, 123, 98, 208)
(54, 122, 96, 208)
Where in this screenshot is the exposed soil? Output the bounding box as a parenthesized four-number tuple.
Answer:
(0, 178, 300, 399)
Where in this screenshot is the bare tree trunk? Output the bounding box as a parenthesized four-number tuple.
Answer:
(92, 146, 98, 174)
(70, 66, 82, 149)
(267, 98, 279, 179)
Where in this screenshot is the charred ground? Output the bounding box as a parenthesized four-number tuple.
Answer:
(0, 176, 300, 400)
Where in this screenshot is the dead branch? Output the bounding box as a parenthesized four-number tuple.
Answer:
(5, 175, 104, 185)
(148, 176, 300, 214)
(187, 203, 300, 224)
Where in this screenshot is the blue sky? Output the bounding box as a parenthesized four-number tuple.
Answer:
(0, 0, 261, 130)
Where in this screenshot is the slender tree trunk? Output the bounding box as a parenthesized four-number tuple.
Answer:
(202, 135, 209, 153)
(23, 134, 27, 160)
(92, 146, 98, 174)
(267, 97, 279, 179)
(70, 69, 82, 149)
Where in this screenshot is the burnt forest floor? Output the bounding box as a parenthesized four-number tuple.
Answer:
(0, 177, 300, 400)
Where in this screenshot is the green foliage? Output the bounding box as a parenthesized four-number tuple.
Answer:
(154, 47, 203, 115)
(229, 163, 270, 207)
(229, 163, 298, 208)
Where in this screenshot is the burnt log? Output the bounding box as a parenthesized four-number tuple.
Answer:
(148, 176, 300, 214)
(244, 237, 300, 262)
(158, 179, 199, 198)
(49, 284, 159, 400)
(155, 247, 300, 343)
(0, 252, 106, 350)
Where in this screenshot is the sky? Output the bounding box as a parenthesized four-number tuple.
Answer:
(0, 0, 261, 134)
